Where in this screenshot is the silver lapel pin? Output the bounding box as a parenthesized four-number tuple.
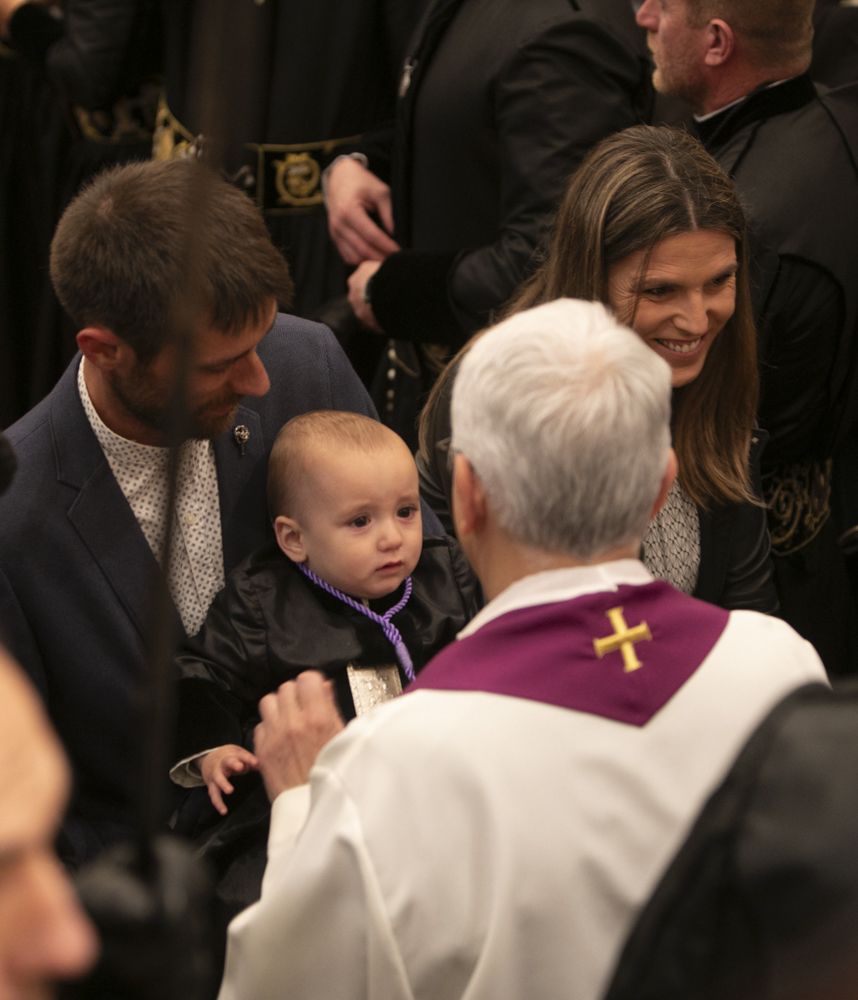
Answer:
(233, 424, 250, 457)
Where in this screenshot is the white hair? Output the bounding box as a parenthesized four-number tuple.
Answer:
(451, 298, 673, 560)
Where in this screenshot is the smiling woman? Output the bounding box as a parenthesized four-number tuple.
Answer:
(607, 229, 737, 388)
(418, 125, 776, 614)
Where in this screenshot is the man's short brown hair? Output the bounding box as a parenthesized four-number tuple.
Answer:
(50, 158, 294, 362)
(686, 0, 813, 68)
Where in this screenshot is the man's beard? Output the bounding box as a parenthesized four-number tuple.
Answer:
(109, 366, 240, 441)
(650, 50, 707, 111)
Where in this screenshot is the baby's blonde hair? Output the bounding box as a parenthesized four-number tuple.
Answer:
(267, 411, 409, 519)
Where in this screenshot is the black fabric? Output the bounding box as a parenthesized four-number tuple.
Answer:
(603, 681, 858, 1000)
(812, 0, 858, 89)
(694, 432, 778, 614)
(0, 51, 61, 427)
(172, 534, 479, 918)
(6, 4, 63, 63)
(161, 0, 424, 317)
(370, 249, 460, 345)
(354, 0, 653, 445)
(695, 77, 858, 467)
(173, 535, 480, 758)
(0, 1, 161, 428)
(695, 77, 858, 674)
(7, 0, 160, 111)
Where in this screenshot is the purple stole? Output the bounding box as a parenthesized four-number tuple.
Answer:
(408, 582, 729, 726)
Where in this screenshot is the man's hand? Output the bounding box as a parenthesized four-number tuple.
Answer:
(347, 260, 384, 333)
(254, 672, 345, 802)
(199, 744, 259, 816)
(326, 157, 400, 265)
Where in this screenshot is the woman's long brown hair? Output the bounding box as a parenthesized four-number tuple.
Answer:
(421, 125, 758, 510)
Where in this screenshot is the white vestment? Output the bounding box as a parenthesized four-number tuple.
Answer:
(219, 561, 826, 1000)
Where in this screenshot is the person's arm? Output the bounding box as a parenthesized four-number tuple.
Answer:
(362, 15, 647, 345)
(252, 672, 344, 801)
(172, 568, 270, 778)
(698, 433, 779, 615)
(756, 256, 846, 466)
(325, 156, 400, 266)
(219, 674, 411, 1000)
(717, 499, 779, 615)
(196, 744, 259, 816)
(219, 769, 409, 1000)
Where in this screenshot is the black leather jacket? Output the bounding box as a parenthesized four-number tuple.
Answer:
(173, 535, 479, 760)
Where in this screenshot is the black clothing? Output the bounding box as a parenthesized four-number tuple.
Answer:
(695, 433, 778, 614)
(174, 535, 479, 757)
(603, 681, 858, 1000)
(6, 0, 160, 111)
(695, 76, 858, 673)
(812, 0, 858, 88)
(0, 1, 161, 426)
(171, 534, 478, 920)
(354, 0, 652, 445)
(160, 0, 423, 316)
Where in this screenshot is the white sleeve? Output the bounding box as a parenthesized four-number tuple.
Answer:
(218, 765, 413, 1000)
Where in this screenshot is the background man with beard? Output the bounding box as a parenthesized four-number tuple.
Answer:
(0, 157, 376, 867)
(635, 0, 858, 675)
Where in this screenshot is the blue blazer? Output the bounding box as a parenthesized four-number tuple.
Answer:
(0, 314, 376, 864)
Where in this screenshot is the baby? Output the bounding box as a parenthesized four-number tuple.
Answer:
(171, 410, 477, 816)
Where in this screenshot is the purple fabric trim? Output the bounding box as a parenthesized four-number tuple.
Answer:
(407, 582, 729, 727)
(296, 563, 415, 680)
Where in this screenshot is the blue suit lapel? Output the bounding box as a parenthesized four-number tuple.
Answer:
(214, 404, 268, 573)
(51, 358, 184, 644)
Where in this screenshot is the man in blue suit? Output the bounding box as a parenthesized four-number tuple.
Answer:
(0, 159, 376, 866)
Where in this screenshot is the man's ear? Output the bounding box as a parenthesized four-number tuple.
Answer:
(650, 448, 678, 520)
(274, 515, 307, 563)
(451, 453, 487, 540)
(76, 326, 126, 371)
(704, 18, 734, 67)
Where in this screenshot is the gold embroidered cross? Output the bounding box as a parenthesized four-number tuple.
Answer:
(593, 606, 652, 673)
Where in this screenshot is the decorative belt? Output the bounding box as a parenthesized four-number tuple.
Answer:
(69, 79, 161, 145)
(152, 97, 360, 212)
(763, 457, 832, 556)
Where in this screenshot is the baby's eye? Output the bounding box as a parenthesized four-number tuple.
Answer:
(350, 515, 370, 528)
(397, 505, 417, 520)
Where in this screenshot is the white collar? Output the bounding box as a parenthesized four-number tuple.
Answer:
(694, 77, 794, 123)
(459, 559, 654, 639)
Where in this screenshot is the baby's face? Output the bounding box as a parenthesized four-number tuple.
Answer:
(291, 442, 423, 600)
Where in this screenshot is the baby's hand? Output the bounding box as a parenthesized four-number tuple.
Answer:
(199, 744, 259, 816)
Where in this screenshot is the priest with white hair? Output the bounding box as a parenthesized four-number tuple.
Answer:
(218, 298, 826, 1000)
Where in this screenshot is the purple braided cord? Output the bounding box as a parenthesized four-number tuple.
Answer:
(297, 563, 415, 681)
